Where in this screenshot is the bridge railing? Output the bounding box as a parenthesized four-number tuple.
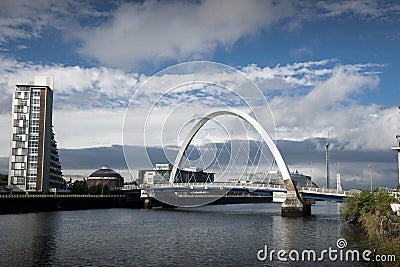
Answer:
(141, 182, 287, 190)
(141, 182, 240, 189)
(141, 183, 349, 197)
(299, 187, 347, 195)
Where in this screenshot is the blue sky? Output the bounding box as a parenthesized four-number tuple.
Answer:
(0, 0, 399, 189)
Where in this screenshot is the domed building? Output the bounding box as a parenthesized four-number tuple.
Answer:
(87, 166, 124, 190)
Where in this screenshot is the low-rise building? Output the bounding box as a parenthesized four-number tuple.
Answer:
(87, 166, 124, 190)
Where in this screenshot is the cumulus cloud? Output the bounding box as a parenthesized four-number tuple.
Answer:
(0, 56, 144, 112)
(0, 56, 397, 157)
(1, 1, 400, 68)
(0, 0, 105, 44)
(74, 0, 294, 68)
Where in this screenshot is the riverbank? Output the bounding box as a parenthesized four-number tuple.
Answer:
(341, 189, 400, 266)
(0, 190, 143, 214)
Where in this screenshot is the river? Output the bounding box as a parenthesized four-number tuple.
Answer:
(0, 202, 368, 266)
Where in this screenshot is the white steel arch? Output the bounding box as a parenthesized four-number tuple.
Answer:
(169, 110, 291, 184)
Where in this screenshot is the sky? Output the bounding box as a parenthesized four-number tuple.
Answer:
(0, 0, 399, 190)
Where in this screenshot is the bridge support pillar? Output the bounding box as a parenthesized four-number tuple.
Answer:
(143, 198, 153, 209)
(281, 179, 311, 217)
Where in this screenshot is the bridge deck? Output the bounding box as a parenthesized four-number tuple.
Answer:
(140, 183, 348, 202)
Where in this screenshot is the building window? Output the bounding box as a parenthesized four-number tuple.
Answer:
(32, 90, 40, 97)
(17, 113, 26, 120)
(29, 147, 38, 154)
(15, 105, 24, 113)
(29, 135, 39, 141)
(15, 141, 25, 148)
(12, 162, 25, 169)
(12, 148, 27, 156)
(13, 134, 24, 141)
(30, 127, 39, 133)
(28, 162, 36, 169)
(14, 156, 25, 162)
(17, 128, 27, 134)
(29, 140, 39, 147)
(28, 155, 38, 162)
(32, 113, 39, 119)
(28, 169, 37, 175)
(14, 170, 23, 176)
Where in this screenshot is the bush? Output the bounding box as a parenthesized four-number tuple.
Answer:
(0, 173, 8, 182)
(88, 184, 110, 195)
(341, 189, 400, 266)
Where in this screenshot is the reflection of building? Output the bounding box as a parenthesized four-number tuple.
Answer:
(8, 76, 63, 191)
(87, 166, 124, 190)
(137, 164, 215, 185)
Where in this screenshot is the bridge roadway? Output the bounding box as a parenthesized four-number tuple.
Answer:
(140, 182, 348, 203)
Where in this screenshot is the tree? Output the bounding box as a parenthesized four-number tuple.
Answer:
(103, 184, 110, 195)
(0, 173, 8, 183)
(71, 180, 88, 194)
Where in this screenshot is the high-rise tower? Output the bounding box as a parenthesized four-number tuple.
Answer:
(8, 76, 63, 191)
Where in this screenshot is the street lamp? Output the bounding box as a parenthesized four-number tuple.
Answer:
(308, 161, 313, 178)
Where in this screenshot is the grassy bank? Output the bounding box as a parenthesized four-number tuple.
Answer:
(341, 189, 400, 266)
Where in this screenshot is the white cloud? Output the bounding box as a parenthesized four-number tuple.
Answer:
(0, 56, 143, 112)
(315, 0, 400, 20)
(0, 0, 104, 44)
(53, 109, 125, 149)
(1, 1, 399, 69)
(74, 0, 294, 68)
(0, 56, 397, 157)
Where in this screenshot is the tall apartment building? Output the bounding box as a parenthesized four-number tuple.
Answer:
(8, 76, 63, 191)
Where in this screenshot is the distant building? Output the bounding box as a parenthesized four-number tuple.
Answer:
(87, 166, 124, 190)
(249, 170, 317, 188)
(8, 76, 63, 191)
(391, 135, 400, 186)
(137, 163, 215, 185)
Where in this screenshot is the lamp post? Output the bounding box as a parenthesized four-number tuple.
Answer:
(368, 163, 373, 191)
(308, 161, 313, 178)
(392, 134, 400, 187)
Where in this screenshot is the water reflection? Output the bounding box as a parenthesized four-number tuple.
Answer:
(0, 203, 369, 266)
(31, 212, 59, 266)
(0, 212, 59, 266)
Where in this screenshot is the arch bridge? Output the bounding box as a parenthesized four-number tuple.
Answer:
(164, 109, 309, 217)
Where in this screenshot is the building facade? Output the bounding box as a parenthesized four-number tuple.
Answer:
(137, 163, 215, 185)
(8, 76, 63, 191)
(87, 166, 124, 190)
(248, 170, 317, 188)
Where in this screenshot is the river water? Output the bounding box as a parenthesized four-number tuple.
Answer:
(0, 202, 369, 266)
